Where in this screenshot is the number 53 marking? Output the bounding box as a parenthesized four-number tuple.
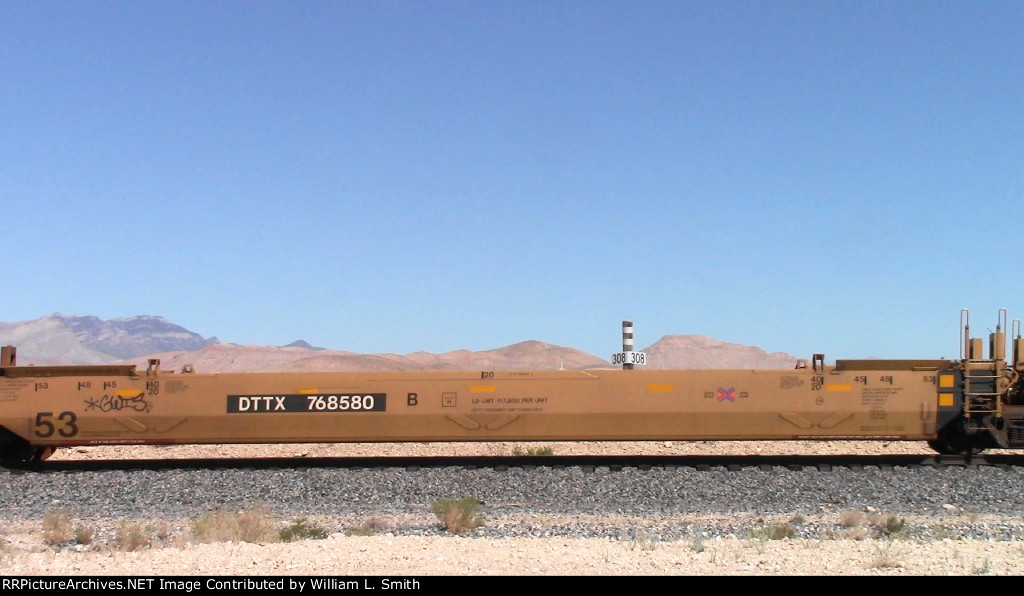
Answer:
(34, 411, 78, 438)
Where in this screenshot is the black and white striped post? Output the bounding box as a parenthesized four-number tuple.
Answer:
(611, 321, 646, 370)
(622, 321, 634, 370)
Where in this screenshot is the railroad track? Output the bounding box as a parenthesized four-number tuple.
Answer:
(10, 453, 1024, 473)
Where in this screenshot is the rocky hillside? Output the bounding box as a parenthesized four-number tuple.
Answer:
(0, 314, 800, 372)
(126, 337, 799, 374)
(123, 340, 610, 373)
(644, 335, 798, 369)
(0, 314, 217, 365)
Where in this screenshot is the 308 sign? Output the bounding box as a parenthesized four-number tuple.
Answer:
(611, 351, 647, 366)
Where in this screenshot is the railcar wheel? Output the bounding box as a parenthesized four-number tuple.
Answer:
(0, 445, 38, 466)
(0, 447, 55, 466)
(0, 436, 55, 465)
(0, 427, 41, 466)
(30, 447, 56, 462)
(928, 431, 987, 456)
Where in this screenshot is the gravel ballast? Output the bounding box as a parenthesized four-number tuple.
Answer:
(2, 441, 1023, 575)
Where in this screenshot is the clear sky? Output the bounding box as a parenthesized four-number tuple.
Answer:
(2, 1, 1023, 361)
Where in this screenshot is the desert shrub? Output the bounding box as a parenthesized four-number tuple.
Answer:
(190, 505, 278, 544)
(868, 539, 905, 569)
(971, 558, 992, 575)
(749, 522, 795, 541)
(279, 517, 328, 542)
(114, 521, 150, 551)
(927, 524, 952, 541)
(874, 514, 907, 538)
(625, 530, 657, 551)
(692, 534, 705, 553)
(74, 525, 94, 545)
(42, 509, 74, 545)
(839, 510, 864, 527)
(431, 497, 485, 535)
(344, 518, 389, 537)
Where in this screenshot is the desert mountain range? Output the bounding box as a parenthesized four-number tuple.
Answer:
(0, 314, 799, 372)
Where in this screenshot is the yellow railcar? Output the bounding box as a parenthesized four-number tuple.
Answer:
(1, 309, 1021, 462)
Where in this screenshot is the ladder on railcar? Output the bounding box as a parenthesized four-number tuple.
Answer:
(961, 309, 1005, 430)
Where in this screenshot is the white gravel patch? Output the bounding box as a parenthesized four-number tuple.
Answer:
(2, 533, 1021, 576)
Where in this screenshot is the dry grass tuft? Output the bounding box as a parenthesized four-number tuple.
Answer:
(42, 509, 74, 545)
(279, 517, 328, 542)
(190, 505, 279, 544)
(839, 509, 864, 528)
(431, 497, 485, 535)
(345, 517, 391, 537)
(114, 521, 150, 551)
(868, 539, 906, 569)
(74, 525, 94, 546)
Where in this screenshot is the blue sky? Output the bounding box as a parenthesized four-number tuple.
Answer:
(2, 1, 1023, 361)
